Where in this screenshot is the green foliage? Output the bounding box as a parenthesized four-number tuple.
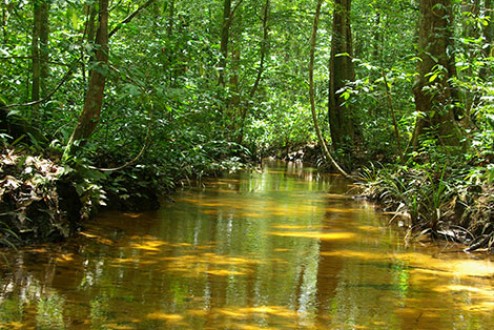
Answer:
(357, 158, 492, 248)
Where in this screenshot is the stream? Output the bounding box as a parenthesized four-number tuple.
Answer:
(1, 162, 494, 329)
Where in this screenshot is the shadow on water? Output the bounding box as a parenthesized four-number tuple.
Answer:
(1, 161, 494, 329)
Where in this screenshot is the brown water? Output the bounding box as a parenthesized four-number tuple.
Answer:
(1, 162, 494, 330)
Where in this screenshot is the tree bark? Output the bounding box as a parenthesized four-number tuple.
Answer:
(81, 4, 98, 84)
(410, 0, 464, 151)
(328, 0, 357, 154)
(310, 0, 351, 178)
(39, 1, 49, 99)
(64, 0, 109, 158)
(164, 0, 175, 80)
(31, 1, 41, 110)
(2, 0, 9, 44)
(218, 0, 232, 87)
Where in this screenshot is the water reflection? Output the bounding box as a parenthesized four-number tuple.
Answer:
(1, 162, 494, 329)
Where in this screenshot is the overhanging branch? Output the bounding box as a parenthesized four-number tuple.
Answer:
(109, 0, 156, 38)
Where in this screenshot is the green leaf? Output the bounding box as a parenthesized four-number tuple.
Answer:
(429, 72, 439, 82)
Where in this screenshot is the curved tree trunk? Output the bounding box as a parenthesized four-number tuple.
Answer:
(64, 0, 109, 159)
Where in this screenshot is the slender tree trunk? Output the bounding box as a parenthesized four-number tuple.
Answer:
(165, 0, 175, 81)
(459, 0, 481, 122)
(31, 0, 50, 120)
(237, 0, 270, 144)
(218, 0, 232, 87)
(2, 0, 8, 44)
(328, 0, 357, 155)
(410, 0, 464, 151)
(310, 0, 351, 178)
(481, 0, 493, 79)
(31, 1, 41, 114)
(64, 0, 109, 159)
(372, 12, 382, 64)
(249, 0, 270, 99)
(382, 70, 401, 150)
(39, 1, 49, 99)
(225, 2, 243, 141)
(81, 4, 98, 84)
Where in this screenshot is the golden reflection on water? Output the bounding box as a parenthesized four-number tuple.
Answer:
(268, 230, 356, 241)
(1, 162, 494, 329)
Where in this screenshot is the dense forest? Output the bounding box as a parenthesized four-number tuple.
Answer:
(0, 0, 493, 251)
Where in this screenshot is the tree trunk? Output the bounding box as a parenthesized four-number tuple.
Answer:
(81, 4, 98, 84)
(410, 0, 464, 151)
(40, 1, 49, 99)
(2, 0, 8, 44)
(328, 0, 357, 155)
(225, 2, 243, 141)
(165, 0, 175, 81)
(31, 1, 41, 113)
(481, 0, 493, 79)
(237, 0, 270, 145)
(218, 0, 232, 87)
(310, 0, 351, 178)
(64, 0, 109, 159)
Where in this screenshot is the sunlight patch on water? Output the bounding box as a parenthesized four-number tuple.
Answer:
(146, 312, 184, 322)
(205, 269, 248, 276)
(79, 231, 114, 245)
(216, 305, 299, 318)
(268, 231, 356, 241)
(271, 224, 327, 230)
(54, 253, 75, 263)
(320, 249, 389, 260)
(101, 324, 135, 330)
(396, 252, 494, 278)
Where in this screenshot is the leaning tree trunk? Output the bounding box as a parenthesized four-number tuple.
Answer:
(410, 0, 464, 151)
(328, 0, 357, 155)
(64, 0, 109, 159)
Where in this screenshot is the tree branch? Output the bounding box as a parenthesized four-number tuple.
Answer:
(3, 58, 81, 109)
(109, 0, 156, 38)
(230, 0, 244, 20)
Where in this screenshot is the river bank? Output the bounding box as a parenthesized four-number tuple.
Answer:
(2, 145, 493, 254)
